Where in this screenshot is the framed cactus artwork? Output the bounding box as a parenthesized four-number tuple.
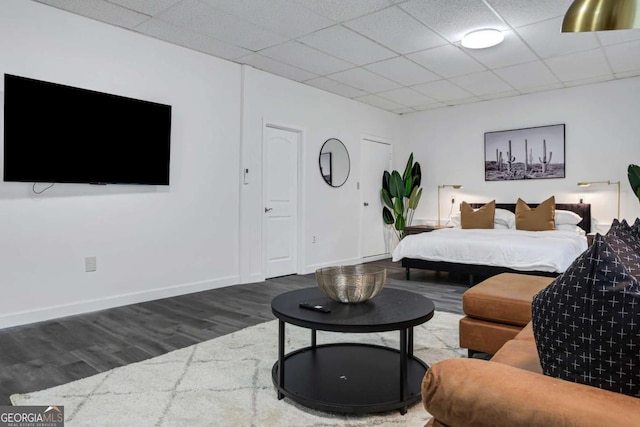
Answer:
(484, 124, 565, 181)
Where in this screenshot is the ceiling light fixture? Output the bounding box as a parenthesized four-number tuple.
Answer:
(562, 0, 640, 32)
(461, 29, 504, 49)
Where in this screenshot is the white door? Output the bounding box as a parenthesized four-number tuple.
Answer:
(361, 138, 392, 258)
(264, 126, 299, 278)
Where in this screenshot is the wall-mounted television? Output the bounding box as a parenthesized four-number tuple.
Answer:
(3, 74, 172, 185)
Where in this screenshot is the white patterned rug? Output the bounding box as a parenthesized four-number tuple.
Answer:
(11, 311, 464, 427)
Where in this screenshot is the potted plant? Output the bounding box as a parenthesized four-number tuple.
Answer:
(628, 164, 640, 203)
(381, 153, 422, 240)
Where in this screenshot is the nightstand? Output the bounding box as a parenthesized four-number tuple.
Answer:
(587, 233, 596, 246)
(405, 225, 453, 235)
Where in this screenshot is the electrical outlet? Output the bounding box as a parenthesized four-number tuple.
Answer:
(85, 256, 97, 272)
(312, 236, 317, 244)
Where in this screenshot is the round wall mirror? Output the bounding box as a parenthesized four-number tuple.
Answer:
(319, 138, 350, 188)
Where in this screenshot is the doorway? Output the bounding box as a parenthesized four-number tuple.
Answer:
(361, 138, 392, 259)
(263, 125, 301, 278)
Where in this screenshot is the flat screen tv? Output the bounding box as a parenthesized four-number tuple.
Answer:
(3, 74, 172, 185)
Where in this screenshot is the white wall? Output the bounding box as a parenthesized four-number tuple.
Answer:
(4, 0, 636, 329)
(399, 78, 640, 232)
(0, 0, 400, 328)
(240, 66, 399, 281)
(0, 0, 242, 328)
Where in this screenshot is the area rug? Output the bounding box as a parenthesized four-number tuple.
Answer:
(11, 311, 464, 426)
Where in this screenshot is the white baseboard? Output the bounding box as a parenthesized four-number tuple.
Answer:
(240, 272, 265, 285)
(0, 275, 240, 329)
(361, 253, 391, 262)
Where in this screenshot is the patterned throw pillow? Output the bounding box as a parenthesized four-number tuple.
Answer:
(606, 219, 640, 278)
(532, 233, 640, 398)
(607, 218, 639, 241)
(606, 219, 639, 245)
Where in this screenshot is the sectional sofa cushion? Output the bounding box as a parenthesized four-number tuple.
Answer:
(531, 233, 640, 398)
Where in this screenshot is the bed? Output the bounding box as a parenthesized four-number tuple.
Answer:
(394, 203, 591, 285)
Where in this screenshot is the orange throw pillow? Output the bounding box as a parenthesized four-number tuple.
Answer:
(516, 196, 556, 231)
(460, 200, 495, 229)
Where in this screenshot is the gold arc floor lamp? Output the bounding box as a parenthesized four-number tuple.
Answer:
(437, 185, 463, 227)
(577, 180, 621, 219)
(562, 0, 640, 32)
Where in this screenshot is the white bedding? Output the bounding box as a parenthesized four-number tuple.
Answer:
(392, 228, 588, 273)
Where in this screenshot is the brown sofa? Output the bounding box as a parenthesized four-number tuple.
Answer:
(459, 273, 554, 356)
(422, 315, 640, 426)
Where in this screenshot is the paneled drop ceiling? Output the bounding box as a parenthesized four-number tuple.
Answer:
(34, 0, 640, 114)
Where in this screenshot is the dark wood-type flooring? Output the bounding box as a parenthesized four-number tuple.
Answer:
(0, 258, 469, 404)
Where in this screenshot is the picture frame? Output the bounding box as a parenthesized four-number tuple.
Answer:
(484, 124, 565, 181)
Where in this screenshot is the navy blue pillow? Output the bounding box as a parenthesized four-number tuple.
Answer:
(633, 218, 640, 239)
(532, 233, 640, 397)
(606, 219, 640, 278)
(607, 218, 640, 244)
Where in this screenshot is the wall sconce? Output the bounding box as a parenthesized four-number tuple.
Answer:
(577, 180, 621, 219)
(438, 184, 463, 226)
(562, 0, 640, 32)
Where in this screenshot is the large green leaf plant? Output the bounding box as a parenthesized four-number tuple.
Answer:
(381, 153, 422, 241)
(628, 164, 640, 203)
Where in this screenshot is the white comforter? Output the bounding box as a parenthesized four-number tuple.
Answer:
(392, 228, 588, 273)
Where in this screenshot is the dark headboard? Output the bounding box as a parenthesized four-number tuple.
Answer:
(469, 203, 591, 233)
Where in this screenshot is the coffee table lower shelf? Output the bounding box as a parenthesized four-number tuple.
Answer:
(271, 343, 428, 414)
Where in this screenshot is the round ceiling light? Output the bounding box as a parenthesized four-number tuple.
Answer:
(461, 29, 504, 49)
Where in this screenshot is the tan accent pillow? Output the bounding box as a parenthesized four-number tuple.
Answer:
(515, 196, 556, 231)
(460, 200, 495, 229)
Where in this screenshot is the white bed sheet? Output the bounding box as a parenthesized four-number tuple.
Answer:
(392, 228, 588, 273)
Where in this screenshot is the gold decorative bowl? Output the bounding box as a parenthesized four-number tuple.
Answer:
(315, 265, 387, 304)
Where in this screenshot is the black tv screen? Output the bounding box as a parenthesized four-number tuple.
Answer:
(3, 74, 172, 185)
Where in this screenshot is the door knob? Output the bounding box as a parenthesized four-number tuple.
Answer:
(265, 207, 273, 213)
(364, 202, 369, 207)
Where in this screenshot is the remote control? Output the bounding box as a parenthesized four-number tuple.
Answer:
(299, 302, 331, 313)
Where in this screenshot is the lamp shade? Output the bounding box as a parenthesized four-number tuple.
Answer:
(562, 0, 640, 32)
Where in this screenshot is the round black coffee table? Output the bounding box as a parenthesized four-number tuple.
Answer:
(271, 287, 435, 414)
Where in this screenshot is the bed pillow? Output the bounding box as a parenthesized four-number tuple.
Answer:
(451, 206, 513, 228)
(460, 200, 495, 229)
(450, 218, 509, 229)
(515, 196, 555, 231)
(495, 208, 516, 228)
(532, 233, 640, 398)
(451, 221, 509, 230)
(556, 224, 586, 235)
(555, 209, 582, 225)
